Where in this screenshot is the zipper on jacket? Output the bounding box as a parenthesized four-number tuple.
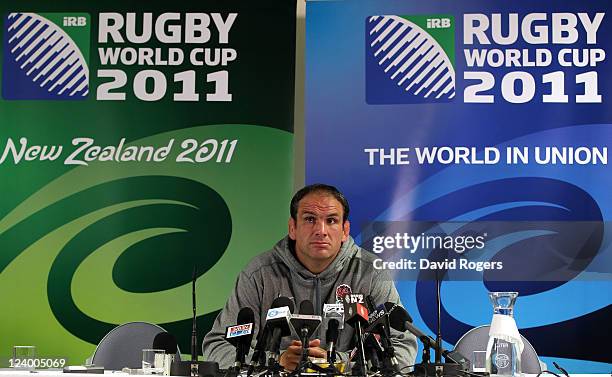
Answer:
(314, 275, 321, 339)
(314, 276, 321, 315)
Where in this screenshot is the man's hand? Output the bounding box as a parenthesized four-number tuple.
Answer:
(279, 339, 327, 371)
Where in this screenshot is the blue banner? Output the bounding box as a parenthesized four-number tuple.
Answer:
(306, 0, 611, 372)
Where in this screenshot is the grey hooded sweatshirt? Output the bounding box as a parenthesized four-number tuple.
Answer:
(202, 235, 417, 369)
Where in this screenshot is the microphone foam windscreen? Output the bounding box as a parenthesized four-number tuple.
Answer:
(236, 307, 255, 348)
(384, 302, 413, 331)
(271, 296, 295, 313)
(365, 295, 377, 313)
(152, 332, 178, 354)
(325, 318, 339, 343)
(299, 300, 315, 315)
(237, 307, 255, 325)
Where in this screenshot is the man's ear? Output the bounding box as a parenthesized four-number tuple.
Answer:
(342, 220, 350, 242)
(288, 217, 297, 240)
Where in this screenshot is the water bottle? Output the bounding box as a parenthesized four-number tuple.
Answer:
(485, 292, 523, 377)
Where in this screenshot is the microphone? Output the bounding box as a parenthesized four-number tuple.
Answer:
(344, 302, 369, 326)
(384, 302, 469, 371)
(366, 304, 390, 334)
(385, 302, 437, 349)
(172, 267, 219, 377)
(290, 300, 322, 341)
(365, 298, 399, 373)
(325, 319, 340, 364)
(343, 298, 369, 376)
(263, 297, 295, 369)
(290, 300, 322, 366)
(153, 332, 178, 355)
(323, 303, 344, 330)
(300, 300, 314, 314)
(250, 296, 294, 370)
(365, 295, 377, 313)
(153, 331, 179, 374)
(225, 307, 255, 370)
(191, 268, 198, 364)
(363, 332, 383, 372)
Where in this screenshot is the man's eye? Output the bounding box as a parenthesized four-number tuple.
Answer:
(327, 218, 338, 224)
(304, 216, 315, 223)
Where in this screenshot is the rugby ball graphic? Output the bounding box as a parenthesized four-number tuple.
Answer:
(6, 12, 89, 98)
(368, 15, 455, 100)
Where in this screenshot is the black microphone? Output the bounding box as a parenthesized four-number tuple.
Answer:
(237, 307, 255, 365)
(291, 300, 321, 340)
(384, 302, 467, 363)
(153, 332, 178, 354)
(247, 325, 269, 377)
(191, 267, 198, 363)
(365, 297, 399, 373)
(344, 302, 369, 327)
(249, 296, 294, 372)
(252, 296, 294, 362)
(172, 267, 219, 377)
(323, 303, 344, 330)
(343, 298, 369, 376)
(153, 332, 179, 374)
(299, 300, 314, 315)
(325, 319, 339, 364)
(265, 298, 295, 357)
(363, 333, 383, 372)
(384, 303, 470, 373)
(290, 300, 322, 366)
(226, 307, 255, 370)
(366, 298, 390, 335)
(385, 302, 437, 349)
(273, 296, 295, 313)
(365, 295, 377, 313)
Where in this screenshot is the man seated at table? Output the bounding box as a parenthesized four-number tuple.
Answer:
(202, 184, 417, 370)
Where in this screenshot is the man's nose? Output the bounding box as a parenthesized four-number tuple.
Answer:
(314, 220, 327, 235)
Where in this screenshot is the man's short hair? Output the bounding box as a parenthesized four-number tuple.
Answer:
(290, 184, 350, 222)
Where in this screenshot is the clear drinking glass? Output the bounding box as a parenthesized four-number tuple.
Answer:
(142, 349, 165, 374)
(12, 345, 37, 370)
(472, 350, 486, 372)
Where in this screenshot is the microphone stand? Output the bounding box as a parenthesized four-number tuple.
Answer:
(352, 321, 368, 377)
(290, 328, 325, 377)
(435, 270, 442, 364)
(171, 267, 217, 377)
(266, 328, 285, 374)
(191, 267, 199, 376)
(413, 272, 467, 377)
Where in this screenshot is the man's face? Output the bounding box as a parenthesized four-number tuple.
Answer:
(288, 192, 350, 271)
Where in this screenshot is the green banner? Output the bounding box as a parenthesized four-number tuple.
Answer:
(0, 0, 296, 363)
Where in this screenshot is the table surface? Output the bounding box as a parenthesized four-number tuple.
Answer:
(0, 371, 609, 377)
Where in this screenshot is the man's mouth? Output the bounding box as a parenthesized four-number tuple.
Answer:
(311, 241, 330, 246)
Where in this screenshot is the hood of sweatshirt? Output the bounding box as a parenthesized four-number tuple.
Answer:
(269, 235, 359, 315)
(272, 235, 357, 279)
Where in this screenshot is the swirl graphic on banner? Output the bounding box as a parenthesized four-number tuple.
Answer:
(0, 124, 293, 361)
(45, 176, 231, 343)
(360, 124, 611, 366)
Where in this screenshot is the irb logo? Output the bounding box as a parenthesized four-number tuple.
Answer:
(366, 14, 455, 104)
(63, 16, 87, 26)
(2, 12, 90, 100)
(427, 18, 451, 29)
